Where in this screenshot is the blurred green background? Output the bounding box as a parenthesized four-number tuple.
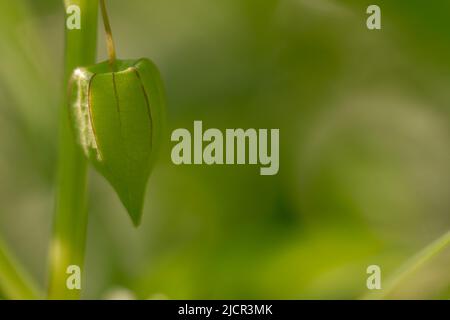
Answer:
(0, 0, 449, 299)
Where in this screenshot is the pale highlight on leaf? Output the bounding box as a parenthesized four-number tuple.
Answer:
(69, 68, 102, 161)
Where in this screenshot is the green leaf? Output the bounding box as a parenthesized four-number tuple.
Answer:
(0, 237, 42, 299)
(363, 230, 450, 299)
(68, 58, 166, 226)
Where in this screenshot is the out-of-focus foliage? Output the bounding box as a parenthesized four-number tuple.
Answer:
(0, 0, 449, 299)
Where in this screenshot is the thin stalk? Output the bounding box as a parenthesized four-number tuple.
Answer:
(0, 236, 41, 299)
(99, 0, 117, 71)
(47, 0, 98, 299)
(363, 230, 450, 299)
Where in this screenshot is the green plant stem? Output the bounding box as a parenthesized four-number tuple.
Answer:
(47, 0, 98, 299)
(363, 230, 450, 300)
(0, 236, 41, 299)
(99, 0, 117, 70)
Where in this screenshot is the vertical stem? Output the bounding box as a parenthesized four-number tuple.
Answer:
(99, 0, 117, 70)
(48, 0, 98, 299)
